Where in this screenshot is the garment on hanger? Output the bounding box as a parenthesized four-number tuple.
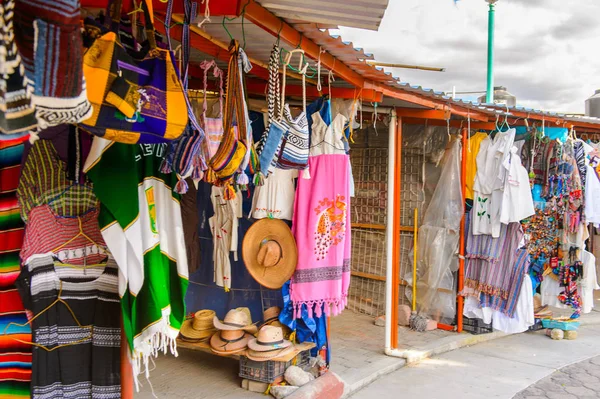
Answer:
(472, 128, 516, 237)
(16, 254, 120, 399)
(290, 121, 351, 318)
(251, 168, 297, 221)
(209, 185, 242, 290)
(579, 250, 599, 314)
(0, 134, 31, 397)
(17, 138, 97, 224)
(464, 221, 523, 300)
(13, 0, 92, 127)
(0, 0, 37, 135)
(181, 178, 201, 274)
(585, 164, 600, 227)
(83, 138, 188, 387)
(465, 132, 488, 201)
(500, 148, 535, 224)
(310, 112, 348, 157)
(20, 205, 107, 266)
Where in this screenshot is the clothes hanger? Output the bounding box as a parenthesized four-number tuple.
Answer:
(51, 217, 106, 255)
(2, 282, 93, 352)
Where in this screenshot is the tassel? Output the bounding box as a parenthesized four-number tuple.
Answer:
(223, 184, 236, 200)
(236, 172, 249, 191)
(302, 166, 311, 179)
(204, 167, 217, 184)
(160, 158, 173, 174)
(254, 171, 265, 186)
(174, 178, 189, 194)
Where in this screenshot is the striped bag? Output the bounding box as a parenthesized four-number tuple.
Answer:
(80, 0, 189, 144)
(276, 50, 309, 171)
(209, 41, 250, 198)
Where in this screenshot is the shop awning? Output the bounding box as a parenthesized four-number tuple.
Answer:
(256, 0, 389, 31)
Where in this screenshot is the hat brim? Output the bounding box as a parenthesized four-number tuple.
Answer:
(209, 332, 252, 354)
(242, 219, 298, 289)
(213, 316, 258, 334)
(246, 346, 295, 362)
(247, 337, 292, 352)
(179, 320, 217, 339)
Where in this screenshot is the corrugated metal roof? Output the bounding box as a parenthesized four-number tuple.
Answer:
(183, 15, 600, 128)
(257, 0, 389, 31)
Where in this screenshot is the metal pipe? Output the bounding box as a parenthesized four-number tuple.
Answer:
(385, 109, 397, 352)
(457, 128, 468, 333)
(485, 0, 497, 103)
(412, 208, 418, 312)
(366, 61, 445, 72)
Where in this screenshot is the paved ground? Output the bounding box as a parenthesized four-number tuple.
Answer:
(350, 324, 600, 399)
(514, 355, 600, 399)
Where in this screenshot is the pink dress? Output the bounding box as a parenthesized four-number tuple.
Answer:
(290, 112, 351, 319)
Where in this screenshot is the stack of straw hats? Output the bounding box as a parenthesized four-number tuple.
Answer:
(179, 310, 217, 343)
(247, 325, 294, 361)
(210, 307, 257, 355)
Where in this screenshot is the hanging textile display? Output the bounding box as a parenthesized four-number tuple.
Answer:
(17, 135, 98, 224)
(16, 255, 121, 399)
(83, 138, 188, 388)
(472, 128, 516, 238)
(290, 95, 351, 318)
(0, 0, 37, 135)
(208, 40, 256, 193)
(80, 0, 189, 144)
(13, 0, 92, 127)
(0, 134, 31, 398)
(209, 185, 242, 291)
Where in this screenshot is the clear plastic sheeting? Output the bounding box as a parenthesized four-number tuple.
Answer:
(402, 124, 458, 163)
(406, 138, 463, 323)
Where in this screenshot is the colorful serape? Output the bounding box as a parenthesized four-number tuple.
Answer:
(480, 249, 531, 318)
(0, 134, 31, 398)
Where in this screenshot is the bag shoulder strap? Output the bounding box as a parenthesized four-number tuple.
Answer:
(281, 49, 308, 119)
(200, 60, 224, 122)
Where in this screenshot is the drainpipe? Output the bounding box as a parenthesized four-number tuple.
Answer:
(485, 0, 497, 104)
(384, 109, 397, 354)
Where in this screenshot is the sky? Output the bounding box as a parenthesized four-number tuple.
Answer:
(336, 0, 600, 114)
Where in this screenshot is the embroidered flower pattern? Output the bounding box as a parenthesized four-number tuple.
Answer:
(313, 195, 347, 261)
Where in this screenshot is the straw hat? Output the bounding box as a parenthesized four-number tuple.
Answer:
(210, 329, 253, 355)
(180, 310, 217, 341)
(213, 307, 258, 334)
(246, 346, 295, 362)
(242, 219, 297, 289)
(248, 325, 292, 352)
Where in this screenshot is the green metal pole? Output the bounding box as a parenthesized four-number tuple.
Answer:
(485, 1, 496, 104)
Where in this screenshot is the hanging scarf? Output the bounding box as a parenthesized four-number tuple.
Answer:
(84, 138, 188, 390)
(290, 153, 351, 319)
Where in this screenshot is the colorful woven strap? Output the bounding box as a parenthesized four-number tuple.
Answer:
(200, 59, 224, 123)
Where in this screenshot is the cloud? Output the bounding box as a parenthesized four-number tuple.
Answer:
(337, 0, 600, 113)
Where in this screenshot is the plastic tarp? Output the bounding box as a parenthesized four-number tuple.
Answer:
(406, 139, 463, 323)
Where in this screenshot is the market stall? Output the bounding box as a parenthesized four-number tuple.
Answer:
(2, 0, 600, 398)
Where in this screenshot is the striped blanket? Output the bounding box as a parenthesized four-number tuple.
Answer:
(0, 133, 31, 398)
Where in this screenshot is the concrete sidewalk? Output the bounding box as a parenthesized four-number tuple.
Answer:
(349, 324, 600, 399)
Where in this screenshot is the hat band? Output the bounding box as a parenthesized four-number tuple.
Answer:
(219, 334, 246, 345)
(222, 321, 247, 328)
(257, 339, 284, 346)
